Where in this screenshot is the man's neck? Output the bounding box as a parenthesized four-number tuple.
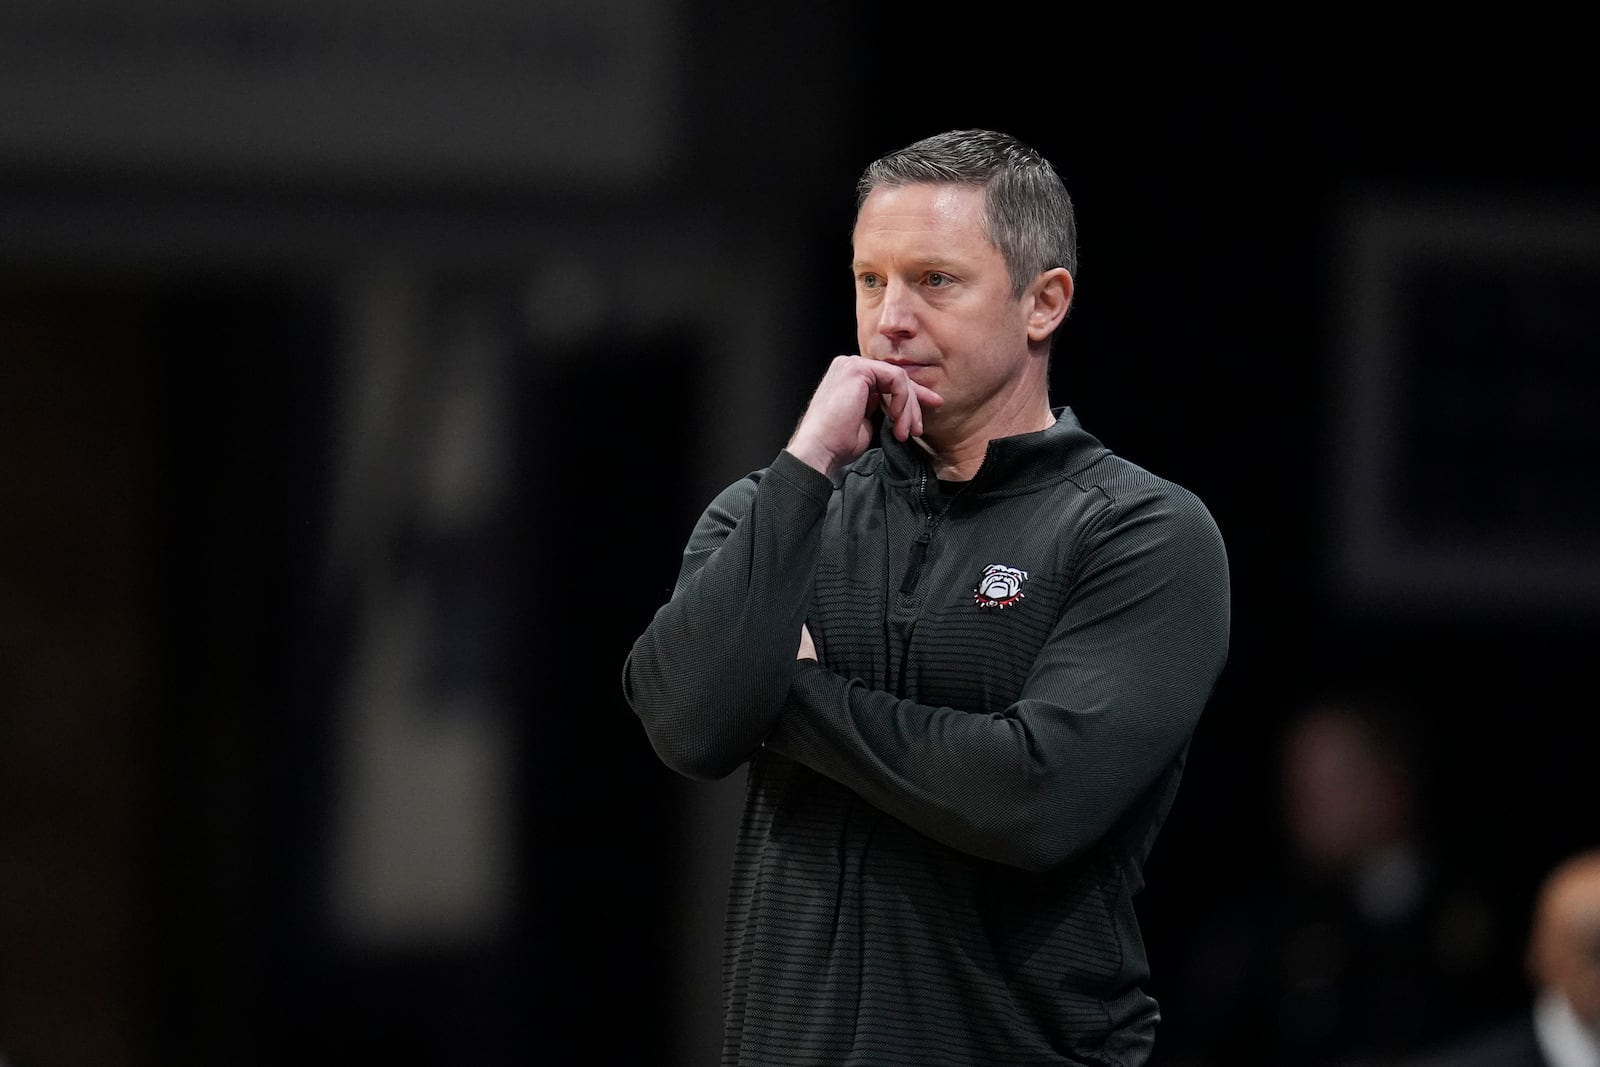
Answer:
(916, 401, 1057, 482)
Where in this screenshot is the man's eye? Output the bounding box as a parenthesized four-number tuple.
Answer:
(926, 272, 950, 287)
(859, 274, 881, 289)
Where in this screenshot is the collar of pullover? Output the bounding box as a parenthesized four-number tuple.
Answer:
(875, 406, 1110, 495)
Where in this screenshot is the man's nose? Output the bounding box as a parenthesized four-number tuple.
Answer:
(876, 280, 917, 338)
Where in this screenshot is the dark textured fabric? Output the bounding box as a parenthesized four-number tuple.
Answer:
(624, 408, 1231, 1065)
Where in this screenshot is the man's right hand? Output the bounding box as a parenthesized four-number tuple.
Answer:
(785, 355, 943, 477)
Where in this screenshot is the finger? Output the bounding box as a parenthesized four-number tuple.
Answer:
(902, 387, 922, 439)
(857, 359, 940, 407)
(883, 383, 920, 441)
(853, 359, 939, 438)
(879, 392, 909, 440)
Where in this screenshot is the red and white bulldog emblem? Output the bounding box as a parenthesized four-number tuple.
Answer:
(974, 564, 1028, 609)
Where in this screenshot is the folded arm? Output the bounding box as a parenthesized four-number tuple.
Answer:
(765, 487, 1231, 871)
(622, 451, 834, 780)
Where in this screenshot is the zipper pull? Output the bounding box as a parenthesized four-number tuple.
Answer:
(900, 528, 933, 595)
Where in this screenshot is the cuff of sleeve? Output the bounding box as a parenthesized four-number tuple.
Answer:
(771, 448, 838, 506)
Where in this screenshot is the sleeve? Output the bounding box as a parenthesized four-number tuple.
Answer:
(762, 484, 1231, 871)
(622, 449, 836, 781)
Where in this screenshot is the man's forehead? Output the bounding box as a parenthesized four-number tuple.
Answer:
(858, 181, 986, 217)
(851, 183, 996, 260)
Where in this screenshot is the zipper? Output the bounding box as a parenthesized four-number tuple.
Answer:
(899, 466, 954, 596)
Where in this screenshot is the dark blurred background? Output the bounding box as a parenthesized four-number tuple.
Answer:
(3, 7, 1597, 1066)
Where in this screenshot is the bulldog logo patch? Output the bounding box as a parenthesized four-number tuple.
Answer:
(974, 564, 1028, 609)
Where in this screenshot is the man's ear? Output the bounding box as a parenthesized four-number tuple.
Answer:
(1026, 268, 1074, 344)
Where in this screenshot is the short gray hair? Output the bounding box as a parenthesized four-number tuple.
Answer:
(856, 129, 1078, 300)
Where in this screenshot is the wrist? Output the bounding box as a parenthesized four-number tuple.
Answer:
(783, 436, 837, 477)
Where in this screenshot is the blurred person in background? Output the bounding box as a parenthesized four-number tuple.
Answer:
(1161, 684, 1511, 1065)
(623, 128, 1231, 1065)
(1405, 846, 1600, 1067)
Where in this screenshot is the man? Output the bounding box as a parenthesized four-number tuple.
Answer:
(1408, 847, 1600, 1067)
(623, 129, 1231, 1065)
(1160, 688, 1511, 1065)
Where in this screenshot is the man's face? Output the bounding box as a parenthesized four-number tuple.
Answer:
(1535, 861, 1600, 1027)
(1281, 708, 1412, 871)
(851, 183, 1038, 430)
